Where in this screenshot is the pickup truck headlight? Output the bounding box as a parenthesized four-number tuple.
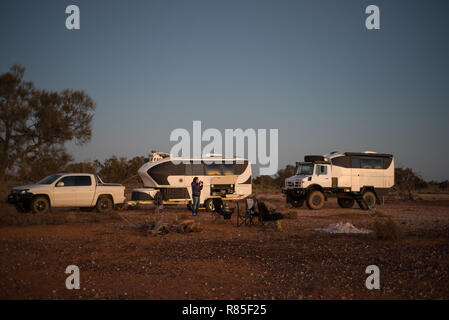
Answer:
(19, 189, 29, 194)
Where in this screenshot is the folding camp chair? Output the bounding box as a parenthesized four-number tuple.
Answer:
(236, 197, 263, 227)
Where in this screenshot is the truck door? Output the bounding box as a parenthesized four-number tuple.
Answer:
(351, 158, 361, 192)
(52, 176, 78, 206)
(315, 164, 332, 188)
(73, 175, 96, 206)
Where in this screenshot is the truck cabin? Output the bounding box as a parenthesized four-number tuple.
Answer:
(296, 155, 332, 178)
(296, 162, 330, 176)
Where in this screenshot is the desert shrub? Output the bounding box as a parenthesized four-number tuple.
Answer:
(372, 219, 404, 240)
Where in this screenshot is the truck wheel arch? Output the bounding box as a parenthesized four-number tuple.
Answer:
(32, 194, 52, 206)
(306, 184, 324, 192)
(95, 194, 114, 205)
(361, 187, 380, 203)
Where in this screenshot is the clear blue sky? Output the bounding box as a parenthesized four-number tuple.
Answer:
(1, 0, 448, 180)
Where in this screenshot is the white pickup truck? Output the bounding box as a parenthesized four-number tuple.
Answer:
(7, 173, 126, 214)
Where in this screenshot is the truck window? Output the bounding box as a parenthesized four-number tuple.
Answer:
(351, 158, 361, 168)
(296, 164, 314, 175)
(360, 158, 383, 169)
(317, 165, 327, 175)
(75, 176, 92, 186)
(38, 174, 62, 184)
(58, 176, 76, 186)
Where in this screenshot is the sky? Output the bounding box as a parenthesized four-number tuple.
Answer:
(1, 0, 448, 180)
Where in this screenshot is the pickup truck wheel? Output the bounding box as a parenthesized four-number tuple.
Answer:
(337, 198, 355, 208)
(306, 190, 325, 210)
(96, 196, 113, 213)
(31, 196, 50, 214)
(287, 194, 304, 208)
(362, 191, 377, 209)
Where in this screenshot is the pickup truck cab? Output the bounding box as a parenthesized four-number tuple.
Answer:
(7, 173, 126, 214)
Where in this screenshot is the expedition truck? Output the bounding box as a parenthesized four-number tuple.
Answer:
(7, 173, 126, 214)
(282, 151, 394, 210)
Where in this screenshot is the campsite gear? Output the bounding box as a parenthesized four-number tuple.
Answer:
(236, 197, 263, 227)
(257, 202, 284, 221)
(212, 198, 234, 221)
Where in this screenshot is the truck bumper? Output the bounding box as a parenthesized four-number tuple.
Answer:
(282, 188, 306, 197)
(7, 191, 33, 205)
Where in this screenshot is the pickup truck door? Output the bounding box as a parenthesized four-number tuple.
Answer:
(52, 176, 78, 207)
(72, 175, 96, 206)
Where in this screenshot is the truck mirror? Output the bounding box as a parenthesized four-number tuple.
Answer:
(56, 181, 64, 187)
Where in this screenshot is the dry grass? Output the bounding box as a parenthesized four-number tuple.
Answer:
(371, 219, 404, 241)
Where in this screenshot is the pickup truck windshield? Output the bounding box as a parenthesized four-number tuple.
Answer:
(296, 164, 314, 176)
(38, 174, 63, 184)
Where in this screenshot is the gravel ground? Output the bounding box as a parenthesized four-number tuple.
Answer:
(0, 193, 448, 299)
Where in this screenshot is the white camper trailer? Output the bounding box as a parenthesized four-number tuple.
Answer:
(130, 152, 252, 211)
(283, 151, 394, 210)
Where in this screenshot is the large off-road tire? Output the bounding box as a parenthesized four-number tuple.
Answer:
(306, 190, 325, 210)
(153, 192, 163, 207)
(362, 191, 377, 209)
(31, 196, 50, 214)
(204, 198, 215, 212)
(337, 198, 355, 208)
(286, 194, 304, 208)
(96, 195, 113, 213)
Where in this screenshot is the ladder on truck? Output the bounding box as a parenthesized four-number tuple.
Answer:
(354, 193, 370, 210)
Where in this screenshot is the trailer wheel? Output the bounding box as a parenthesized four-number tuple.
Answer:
(204, 198, 215, 212)
(337, 198, 355, 208)
(306, 190, 325, 210)
(31, 196, 50, 214)
(96, 196, 113, 213)
(362, 191, 376, 209)
(287, 194, 304, 208)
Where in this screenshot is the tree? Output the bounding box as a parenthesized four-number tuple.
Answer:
(394, 167, 427, 200)
(16, 145, 73, 183)
(0, 65, 95, 184)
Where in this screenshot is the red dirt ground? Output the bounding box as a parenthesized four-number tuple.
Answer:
(0, 193, 448, 299)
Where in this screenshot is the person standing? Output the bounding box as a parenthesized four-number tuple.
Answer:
(191, 177, 203, 216)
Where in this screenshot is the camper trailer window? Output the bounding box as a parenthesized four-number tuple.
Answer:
(192, 163, 205, 175)
(205, 164, 223, 176)
(234, 161, 249, 175)
(223, 164, 235, 175)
